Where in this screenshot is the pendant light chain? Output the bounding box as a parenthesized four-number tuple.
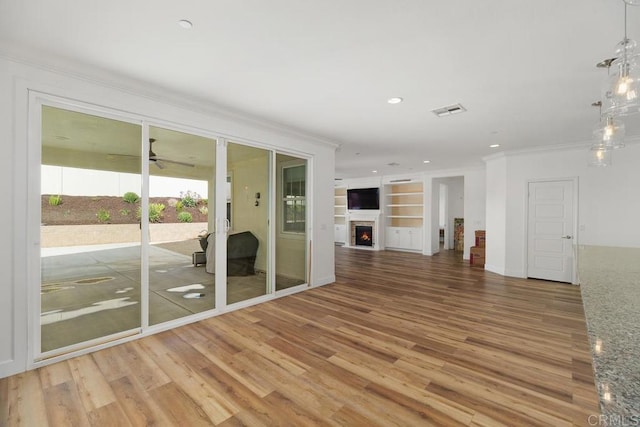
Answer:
(624, 3, 627, 45)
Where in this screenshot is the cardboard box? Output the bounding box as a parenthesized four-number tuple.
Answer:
(471, 256, 485, 267)
(475, 230, 486, 247)
(470, 245, 485, 266)
(470, 245, 485, 257)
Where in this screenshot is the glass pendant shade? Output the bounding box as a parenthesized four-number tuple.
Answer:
(603, 34, 640, 116)
(588, 147, 612, 167)
(592, 115, 625, 149)
(603, 53, 640, 116)
(614, 37, 637, 57)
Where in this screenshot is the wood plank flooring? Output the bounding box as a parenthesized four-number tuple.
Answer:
(0, 247, 600, 426)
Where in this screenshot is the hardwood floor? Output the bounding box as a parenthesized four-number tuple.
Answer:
(1, 247, 600, 426)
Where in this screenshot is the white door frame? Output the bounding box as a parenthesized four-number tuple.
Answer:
(524, 177, 579, 284)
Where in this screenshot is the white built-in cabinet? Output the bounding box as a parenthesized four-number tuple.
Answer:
(334, 187, 347, 244)
(384, 181, 424, 252)
(385, 227, 422, 251)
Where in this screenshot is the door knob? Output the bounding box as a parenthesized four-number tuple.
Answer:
(561, 235, 572, 239)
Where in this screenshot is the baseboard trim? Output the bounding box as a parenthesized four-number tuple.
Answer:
(315, 275, 335, 287)
(505, 269, 526, 278)
(0, 358, 26, 380)
(484, 264, 505, 276)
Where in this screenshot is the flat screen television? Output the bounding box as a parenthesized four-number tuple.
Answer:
(347, 187, 380, 210)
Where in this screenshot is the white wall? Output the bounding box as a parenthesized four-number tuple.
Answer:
(311, 149, 336, 286)
(0, 57, 20, 381)
(484, 155, 508, 275)
(0, 54, 336, 378)
(427, 179, 440, 254)
(438, 185, 446, 228)
(485, 143, 640, 278)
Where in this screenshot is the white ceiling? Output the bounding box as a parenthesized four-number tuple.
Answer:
(2, 0, 639, 178)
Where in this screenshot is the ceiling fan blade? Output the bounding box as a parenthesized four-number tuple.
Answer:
(109, 138, 194, 168)
(154, 157, 195, 167)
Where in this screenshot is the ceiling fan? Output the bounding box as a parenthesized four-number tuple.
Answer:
(148, 138, 195, 169)
(109, 138, 195, 169)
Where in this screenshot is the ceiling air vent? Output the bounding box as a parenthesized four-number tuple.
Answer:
(431, 103, 467, 117)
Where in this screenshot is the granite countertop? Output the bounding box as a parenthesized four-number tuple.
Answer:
(580, 268, 640, 422)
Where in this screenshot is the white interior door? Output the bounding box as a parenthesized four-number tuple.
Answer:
(527, 180, 575, 283)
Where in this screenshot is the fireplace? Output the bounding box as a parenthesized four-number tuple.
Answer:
(347, 216, 379, 250)
(355, 225, 373, 247)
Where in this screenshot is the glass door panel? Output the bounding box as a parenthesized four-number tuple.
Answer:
(275, 154, 308, 290)
(226, 142, 270, 304)
(40, 105, 142, 353)
(148, 126, 216, 325)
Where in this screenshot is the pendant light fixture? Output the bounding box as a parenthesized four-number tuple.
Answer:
(603, 1, 640, 116)
(589, 102, 614, 168)
(589, 0, 638, 166)
(588, 147, 613, 167)
(591, 101, 625, 150)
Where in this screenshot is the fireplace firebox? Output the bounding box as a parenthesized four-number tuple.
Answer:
(355, 225, 373, 247)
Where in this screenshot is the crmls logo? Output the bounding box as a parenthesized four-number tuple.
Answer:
(588, 414, 640, 426)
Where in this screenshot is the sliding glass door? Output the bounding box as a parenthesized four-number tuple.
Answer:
(226, 142, 271, 304)
(275, 153, 308, 291)
(35, 98, 311, 360)
(147, 126, 216, 325)
(40, 105, 143, 354)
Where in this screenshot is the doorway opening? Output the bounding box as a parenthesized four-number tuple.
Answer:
(433, 176, 464, 256)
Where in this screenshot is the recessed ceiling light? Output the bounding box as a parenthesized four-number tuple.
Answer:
(372, 170, 378, 173)
(387, 97, 403, 104)
(178, 19, 193, 29)
(423, 160, 431, 164)
(489, 144, 500, 148)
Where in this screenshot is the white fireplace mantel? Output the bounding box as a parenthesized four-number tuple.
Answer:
(345, 211, 383, 250)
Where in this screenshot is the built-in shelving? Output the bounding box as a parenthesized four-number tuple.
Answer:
(384, 181, 423, 251)
(385, 182, 423, 228)
(334, 187, 347, 243)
